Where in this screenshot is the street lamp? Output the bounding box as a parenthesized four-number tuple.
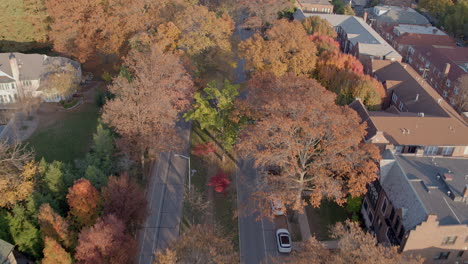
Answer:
(174, 154, 196, 194)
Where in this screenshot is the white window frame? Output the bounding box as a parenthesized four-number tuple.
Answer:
(454, 86, 459, 95)
(399, 102, 404, 111)
(392, 93, 398, 103)
(442, 147, 454, 156)
(446, 79, 451, 87)
(443, 90, 448, 98)
(424, 146, 438, 155)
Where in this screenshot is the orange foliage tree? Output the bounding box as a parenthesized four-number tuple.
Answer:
(239, 19, 318, 77)
(301, 15, 337, 38)
(66, 179, 101, 227)
(236, 73, 380, 213)
(75, 214, 137, 264)
(37, 204, 73, 249)
(42, 237, 73, 264)
(101, 173, 147, 231)
(102, 46, 195, 168)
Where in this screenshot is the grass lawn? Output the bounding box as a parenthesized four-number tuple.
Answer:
(27, 103, 99, 163)
(305, 199, 348, 241)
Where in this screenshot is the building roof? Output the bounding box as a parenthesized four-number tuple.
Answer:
(380, 150, 427, 231)
(394, 154, 468, 226)
(368, 5, 429, 25)
(412, 45, 468, 83)
(348, 99, 378, 141)
(394, 24, 447, 36)
(295, 12, 401, 59)
(379, 0, 412, 7)
(298, 0, 332, 5)
(0, 53, 80, 81)
(0, 239, 14, 263)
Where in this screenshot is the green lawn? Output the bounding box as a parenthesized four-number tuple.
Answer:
(27, 104, 99, 163)
(305, 199, 348, 241)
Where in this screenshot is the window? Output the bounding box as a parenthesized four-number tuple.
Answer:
(450, 98, 455, 105)
(446, 79, 451, 87)
(442, 236, 457, 245)
(443, 90, 448, 97)
(381, 198, 388, 214)
(457, 251, 464, 258)
(424, 146, 438, 155)
(434, 252, 450, 260)
(454, 86, 459, 95)
(399, 102, 404, 111)
(392, 93, 398, 103)
(442, 147, 454, 156)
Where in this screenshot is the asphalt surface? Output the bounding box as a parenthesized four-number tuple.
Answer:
(136, 123, 191, 264)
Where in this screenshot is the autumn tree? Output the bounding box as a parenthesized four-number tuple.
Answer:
(454, 74, 468, 112)
(301, 16, 337, 38)
(45, 0, 169, 63)
(41, 62, 80, 100)
(239, 19, 318, 76)
(154, 224, 238, 264)
(343, 4, 355, 15)
(66, 179, 101, 227)
(75, 214, 137, 264)
(42, 236, 73, 264)
(208, 171, 230, 193)
(236, 73, 380, 213)
(37, 204, 73, 249)
(101, 173, 147, 230)
(309, 34, 340, 56)
(0, 141, 36, 208)
(419, 0, 453, 17)
(239, 0, 293, 29)
(102, 46, 194, 169)
(285, 221, 424, 264)
(184, 80, 246, 153)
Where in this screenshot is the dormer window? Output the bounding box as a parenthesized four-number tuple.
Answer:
(399, 102, 404, 111)
(392, 93, 398, 103)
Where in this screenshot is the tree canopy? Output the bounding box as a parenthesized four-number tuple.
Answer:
(66, 178, 101, 227)
(301, 16, 337, 38)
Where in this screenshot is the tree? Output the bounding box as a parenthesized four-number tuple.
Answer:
(239, 0, 293, 29)
(454, 75, 468, 112)
(101, 173, 147, 230)
(419, 0, 453, 17)
(331, 0, 345, 14)
(239, 19, 318, 76)
(0, 141, 36, 208)
(37, 204, 73, 249)
(6, 204, 42, 258)
(75, 214, 137, 264)
(343, 4, 355, 15)
(285, 221, 424, 264)
(42, 237, 73, 264)
(102, 46, 194, 169)
(66, 179, 101, 227)
(41, 63, 79, 100)
(45, 0, 168, 63)
(153, 224, 238, 264)
(184, 80, 245, 153)
(309, 34, 340, 56)
(236, 73, 380, 212)
(442, 0, 468, 39)
(207, 171, 230, 193)
(301, 16, 337, 38)
(192, 142, 216, 156)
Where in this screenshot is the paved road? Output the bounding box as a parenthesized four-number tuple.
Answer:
(237, 159, 282, 264)
(136, 123, 191, 264)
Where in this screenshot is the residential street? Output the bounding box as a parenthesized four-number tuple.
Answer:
(136, 122, 191, 264)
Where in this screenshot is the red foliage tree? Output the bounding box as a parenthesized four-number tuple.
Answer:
(75, 214, 137, 264)
(309, 34, 340, 56)
(192, 142, 216, 156)
(37, 204, 73, 249)
(101, 173, 147, 230)
(66, 179, 101, 227)
(42, 236, 73, 264)
(207, 171, 230, 193)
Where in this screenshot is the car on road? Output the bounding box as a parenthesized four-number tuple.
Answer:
(276, 229, 292, 253)
(270, 198, 284, 216)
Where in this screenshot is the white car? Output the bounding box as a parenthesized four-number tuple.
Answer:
(276, 229, 292, 253)
(270, 198, 284, 216)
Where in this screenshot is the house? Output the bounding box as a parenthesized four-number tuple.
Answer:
(0, 53, 81, 107)
(295, 0, 334, 13)
(294, 11, 402, 73)
(349, 60, 468, 156)
(0, 239, 17, 264)
(360, 150, 468, 263)
(405, 45, 468, 110)
(379, 0, 412, 8)
(365, 5, 430, 28)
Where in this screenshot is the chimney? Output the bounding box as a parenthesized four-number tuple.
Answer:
(363, 11, 368, 23)
(9, 53, 20, 81)
(463, 185, 468, 198)
(415, 93, 419, 102)
(443, 63, 451, 76)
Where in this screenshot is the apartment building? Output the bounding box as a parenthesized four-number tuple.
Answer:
(294, 11, 402, 73)
(295, 0, 333, 14)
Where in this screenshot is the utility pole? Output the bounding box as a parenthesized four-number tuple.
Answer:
(174, 154, 196, 194)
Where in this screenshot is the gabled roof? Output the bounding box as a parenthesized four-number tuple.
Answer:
(394, 24, 447, 36)
(0, 239, 14, 263)
(368, 5, 429, 25)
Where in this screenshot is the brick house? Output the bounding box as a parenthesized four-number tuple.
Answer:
(294, 11, 402, 73)
(349, 60, 468, 156)
(360, 150, 468, 263)
(295, 0, 333, 14)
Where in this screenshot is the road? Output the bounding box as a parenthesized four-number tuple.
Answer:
(136, 122, 191, 264)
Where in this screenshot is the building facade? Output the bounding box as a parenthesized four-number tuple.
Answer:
(295, 0, 333, 14)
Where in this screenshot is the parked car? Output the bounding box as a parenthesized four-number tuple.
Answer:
(270, 198, 284, 216)
(276, 229, 292, 253)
